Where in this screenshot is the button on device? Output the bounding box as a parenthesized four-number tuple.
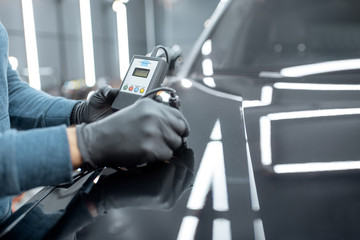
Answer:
(129, 86, 134, 91)
(134, 87, 139, 92)
(140, 88, 145, 93)
(123, 85, 128, 90)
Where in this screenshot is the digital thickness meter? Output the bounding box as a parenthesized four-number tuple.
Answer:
(112, 55, 169, 110)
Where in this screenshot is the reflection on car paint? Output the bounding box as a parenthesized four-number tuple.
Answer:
(260, 108, 360, 173)
(274, 82, 360, 91)
(177, 119, 231, 240)
(280, 59, 360, 77)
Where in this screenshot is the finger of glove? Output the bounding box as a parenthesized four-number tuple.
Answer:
(160, 123, 184, 151)
(102, 86, 119, 103)
(161, 106, 190, 137)
(150, 140, 174, 162)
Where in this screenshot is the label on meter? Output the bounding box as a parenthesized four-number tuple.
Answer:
(120, 58, 159, 96)
(111, 54, 168, 111)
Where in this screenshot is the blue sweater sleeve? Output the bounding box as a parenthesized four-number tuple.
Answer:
(0, 125, 73, 197)
(7, 64, 79, 129)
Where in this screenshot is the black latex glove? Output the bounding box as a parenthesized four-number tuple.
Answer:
(71, 85, 119, 124)
(76, 98, 190, 169)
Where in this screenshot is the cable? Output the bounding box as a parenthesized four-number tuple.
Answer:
(150, 45, 169, 63)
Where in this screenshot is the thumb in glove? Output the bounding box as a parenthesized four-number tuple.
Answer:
(71, 85, 119, 124)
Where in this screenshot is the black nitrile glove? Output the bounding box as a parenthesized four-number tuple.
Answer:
(71, 85, 119, 124)
(76, 98, 190, 169)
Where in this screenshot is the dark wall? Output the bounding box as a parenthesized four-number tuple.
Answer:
(0, 0, 218, 96)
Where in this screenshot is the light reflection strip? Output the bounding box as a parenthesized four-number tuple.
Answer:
(274, 161, 360, 174)
(79, 0, 96, 87)
(177, 216, 199, 240)
(253, 219, 266, 240)
(268, 108, 360, 121)
(260, 108, 360, 168)
(260, 116, 272, 166)
(213, 218, 231, 240)
(21, 0, 41, 90)
(178, 119, 230, 239)
(201, 39, 212, 56)
(202, 58, 214, 76)
(243, 86, 273, 108)
(186, 140, 228, 210)
(274, 82, 360, 91)
(280, 59, 360, 77)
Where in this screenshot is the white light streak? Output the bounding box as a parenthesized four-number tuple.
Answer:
(280, 59, 360, 77)
(93, 175, 100, 184)
(274, 161, 360, 174)
(178, 120, 230, 239)
(186, 140, 227, 210)
(201, 39, 212, 56)
(87, 90, 95, 100)
(243, 86, 274, 108)
(202, 58, 214, 76)
(177, 216, 199, 240)
(259, 116, 272, 166)
(181, 78, 193, 88)
(267, 108, 360, 121)
(274, 82, 360, 91)
(203, 77, 216, 88)
(260, 108, 360, 169)
(213, 219, 231, 240)
(210, 119, 222, 141)
(113, 2, 130, 80)
(254, 219, 266, 240)
(79, 0, 96, 87)
(21, 0, 41, 90)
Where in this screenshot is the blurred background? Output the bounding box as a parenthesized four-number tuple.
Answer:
(0, 0, 218, 99)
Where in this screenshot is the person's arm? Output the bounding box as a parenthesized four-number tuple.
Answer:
(0, 126, 73, 198)
(7, 63, 79, 130)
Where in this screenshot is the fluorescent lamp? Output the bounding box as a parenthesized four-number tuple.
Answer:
(79, 0, 96, 87)
(113, 1, 130, 80)
(21, 0, 41, 90)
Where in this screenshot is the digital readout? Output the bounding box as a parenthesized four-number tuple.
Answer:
(132, 68, 150, 78)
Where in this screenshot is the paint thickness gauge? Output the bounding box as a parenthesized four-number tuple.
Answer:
(112, 49, 169, 110)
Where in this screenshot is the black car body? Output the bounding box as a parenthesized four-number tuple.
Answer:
(2, 0, 360, 239)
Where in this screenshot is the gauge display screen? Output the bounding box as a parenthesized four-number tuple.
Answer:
(132, 68, 150, 78)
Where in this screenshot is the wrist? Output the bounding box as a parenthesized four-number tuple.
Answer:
(70, 102, 82, 125)
(66, 127, 83, 169)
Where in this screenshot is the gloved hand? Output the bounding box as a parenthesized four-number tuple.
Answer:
(76, 98, 190, 169)
(71, 85, 119, 124)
